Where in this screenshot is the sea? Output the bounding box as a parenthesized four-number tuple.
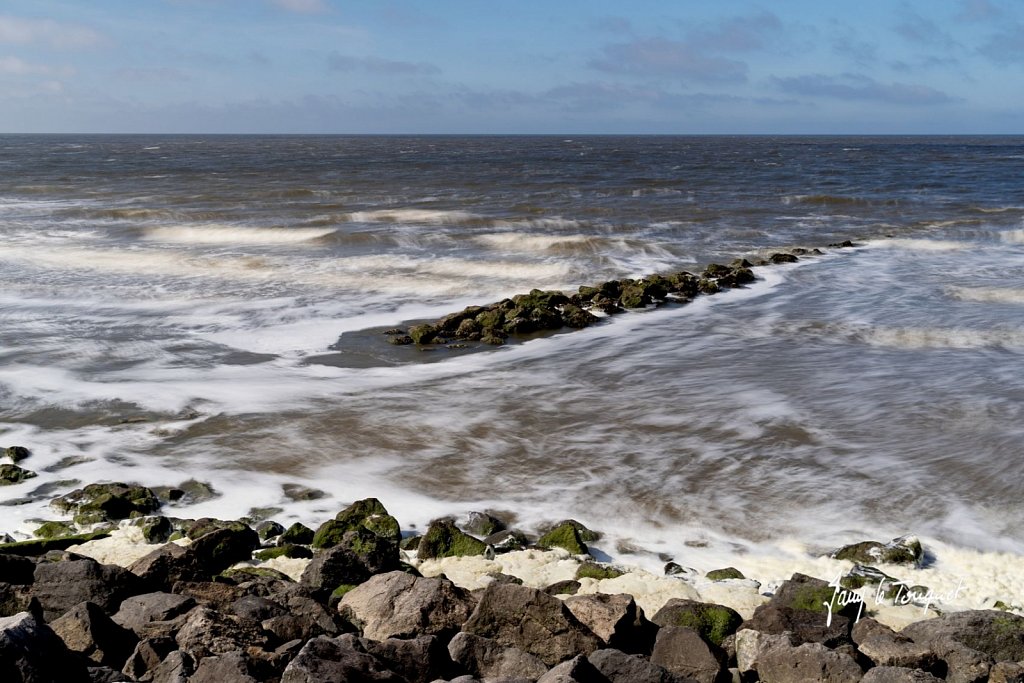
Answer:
(2, 135, 1023, 590)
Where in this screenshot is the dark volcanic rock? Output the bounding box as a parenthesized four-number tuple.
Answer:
(342, 633, 454, 683)
(280, 635, 407, 683)
(756, 640, 863, 682)
(832, 535, 924, 567)
(461, 582, 601, 667)
(49, 600, 138, 668)
(447, 631, 548, 681)
(4, 446, 31, 463)
(588, 647, 689, 683)
(339, 571, 475, 641)
(537, 522, 588, 555)
(417, 519, 488, 559)
(300, 527, 401, 596)
(190, 524, 260, 574)
(651, 599, 742, 648)
(188, 651, 261, 683)
(112, 592, 196, 637)
(0, 611, 90, 683)
(564, 592, 658, 655)
(649, 626, 727, 683)
(52, 482, 159, 524)
(33, 553, 145, 622)
(0, 464, 37, 486)
(0, 554, 36, 584)
(278, 522, 315, 546)
(900, 609, 1024, 663)
(128, 543, 206, 591)
(174, 605, 268, 659)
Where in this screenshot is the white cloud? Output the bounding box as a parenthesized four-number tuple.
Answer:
(269, 0, 329, 13)
(0, 55, 72, 77)
(0, 14, 102, 49)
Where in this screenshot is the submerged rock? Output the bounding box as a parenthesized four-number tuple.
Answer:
(0, 465, 37, 486)
(831, 535, 924, 567)
(3, 447, 30, 463)
(52, 483, 160, 524)
(416, 519, 487, 560)
(538, 522, 589, 555)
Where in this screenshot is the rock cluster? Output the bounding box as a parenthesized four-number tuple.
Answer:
(380, 246, 835, 348)
(3, 478, 1023, 682)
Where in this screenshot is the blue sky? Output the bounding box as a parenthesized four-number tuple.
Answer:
(1, 0, 1021, 133)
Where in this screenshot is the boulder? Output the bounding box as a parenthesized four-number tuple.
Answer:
(339, 571, 475, 641)
(4, 446, 30, 463)
(461, 582, 601, 667)
(651, 599, 742, 648)
(832, 536, 924, 567)
(0, 554, 36, 585)
(0, 582, 36, 618)
(861, 667, 944, 682)
(416, 519, 488, 559)
(484, 529, 529, 553)
(741, 603, 852, 647)
(561, 304, 598, 329)
(127, 543, 205, 591)
(112, 592, 196, 637)
(280, 635, 406, 683)
(278, 522, 315, 545)
(0, 611, 90, 682)
(32, 554, 145, 622)
(448, 632, 549, 681)
(49, 601, 138, 668)
(121, 636, 177, 680)
(51, 483, 159, 524)
(564, 592, 658, 654)
(858, 634, 939, 671)
(538, 655, 605, 683)
(256, 520, 285, 542)
(463, 512, 506, 537)
(649, 626, 727, 683)
(189, 524, 260, 574)
(300, 527, 401, 596)
(899, 610, 1024, 663)
(587, 647, 688, 683)
(544, 580, 582, 596)
(0, 530, 111, 557)
(142, 649, 195, 683)
(576, 561, 624, 580)
(734, 629, 796, 676)
(313, 498, 402, 549)
(756, 640, 863, 682)
(852, 617, 898, 646)
(173, 606, 268, 659)
(990, 662, 1024, 683)
(346, 633, 454, 683)
(188, 651, 260, 683)
(537, 522, 588, 555)
(705, 568, 744, 581)
(0, 464, 37, 486)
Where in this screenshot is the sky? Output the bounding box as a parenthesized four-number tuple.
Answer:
(0, 0, 1021, 134)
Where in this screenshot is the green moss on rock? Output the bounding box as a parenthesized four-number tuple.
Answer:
(278, 522, 315, 545)
(255, 543, 313, 561)
(33, 520, 77, 539)
(4, 446, 30, 463)
(417, 519, 487, 559)
(0, 530, 111, 556)
(706, 567, 745, 581)
(575, 562, 623, 580)
(537, 522, 589, 555)
(651, 599, 743, 647)
(0, 464, 37, 486)
(52, 482, 159, 522)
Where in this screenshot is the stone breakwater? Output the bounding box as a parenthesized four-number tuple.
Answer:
(2, 465, 1024, 682)
(374, 243, 855, 350)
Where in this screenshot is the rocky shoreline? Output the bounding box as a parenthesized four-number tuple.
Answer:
(366, 242, 857, 351)
(3, 459, 1024, 683)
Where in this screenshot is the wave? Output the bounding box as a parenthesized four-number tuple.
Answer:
(143, 225, 337, 245)
(781, 194, 874, 207)
(875, 238, 971, 252)
(856, 325, 1024, 350)
(343, 209, 483, 225)
(975, 206, 1024, 214)
(948, 287, 1024, 305)
(998, 229, 1024, 244)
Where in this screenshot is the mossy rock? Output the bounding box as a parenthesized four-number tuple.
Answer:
(697, 279, 720, 295)
(134, 515, 173, 544)
(52, 482, 159, 521)
(769, 252, 799, 264)
(832, 536, 923, 567)
(183, 518, 251, 541)
(483, 529, 528, 554)
(4, 446, 30, 463)
(33, 520, 77, 540)
(544, 580, 582, 596)
(408, 324, 438, 344)
(0, 464, 37, 486)
(651, 599, 743, 647)
(318, 497, 401, 547)
(619, 283, 651, 309)
(575, 562, 624, 580)
(561, 304, 598, 329)
(242, 506, 284, 524)
(255, 543, 313, 561)
(0, 530, 111, 556)
(537, 522, 588, 555)
(328, 583, 360, 610)
(463, 512, 505, 537)
(256, 520, 285, 541)
(278, 522, 315, 545)
(706, 567, 745, 581)
(417, 519, 487, 559)
(545, 519, 600, 543)
(281, 483, 328, 501)
(702, 263, 732, 279)
(219, 566, 293, 582)
(772, 573, 863, 618)
(400, 535, 421, 551)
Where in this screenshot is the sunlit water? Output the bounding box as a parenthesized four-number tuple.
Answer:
(2, 135, 1023, 577)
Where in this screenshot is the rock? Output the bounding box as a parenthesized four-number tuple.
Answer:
(741, 603, 852, 647)
(33, 554, 145, 622)
(279, 522, 316, 545)
(705, 567, 744, 581)
(255, 543, 312, 561)
(537, 522, 588, 555)
(49, 601, 138, 668)
(769, 252, 799, 264)
(484, 529, 529, 553)
(0, 611, 90, 682)
(281, 483, 327, 501)
(52, 483, 160, 524)
(900, 609, 1024, 663)
(587, 648, 687, 683)
(448, 632, 549, 681)
(127, 543, 205, 591)
(188, 651, 260, 683)
(4, 446, 30, 463)
(189, 524, 259, 574)
(409, 323, 438, 344)
(33, 520, 77, 539)
(651, 599, 742, 648)
(649, 626, 727, 683)
(122, 636, 176, 680)
(859, 634, 939, 671)
(143, 649, 195, 683)
(256, 520, 285, 541)
(417, 519, 488, 559)
(990, 662, 1024, 683)
(861, 666, 943, 682)
(564, 592, 658, 655)
(915, 638, 992, 683)
(576, 561, 624, 580)
(133, 516, 172, 544)
(314, 497, 402, 548)
(734, 629, 796, 676)
(0, 464, 37, 486)
(756, 640, 863, 682)
(113, 592, 196, 637)
(87, 664, 132, 682)
(0, 554, 36, 584)
(463, 512, 506, 537)
(346, 634, 454, 683)
(339, 571, 475, 641)
(0, 530, 112, 557)
(544, 580, 582, 596)
(852, 617, 899, 645)
(300, 527, 401, 596)
(153, 480, 218, 505)
(461, 582, 601, 667)
(174, 605, 268, 659)
(561, 304, 598, 329)
(538, 655, 605, 683)
(280, 635, 407, 683)
(0, 582, 36, 618)
(832, 536, 924, 567)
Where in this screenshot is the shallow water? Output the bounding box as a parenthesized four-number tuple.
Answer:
(1, 135, 1023, 578)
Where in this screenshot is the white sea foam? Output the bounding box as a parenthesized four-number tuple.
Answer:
(343, 208, 480, 225)
(854, 325, 1024, 350)
(143, 225, 337, 245)
(948, 286, 1024, 305)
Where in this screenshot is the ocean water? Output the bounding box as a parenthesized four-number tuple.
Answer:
(2, 135, 1023, 578)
